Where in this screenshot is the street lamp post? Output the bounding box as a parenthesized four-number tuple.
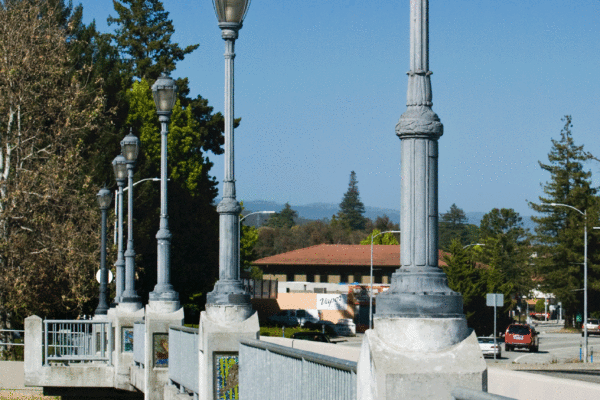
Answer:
(207, 0, 252, 310)
(112, 155, 128, 304)
(370, 230, 401, 330)
(549, 202, 588, 362)
(149, 71, 179, 306)
(120, 130, 141, 306)
(95, 188, 112, 315)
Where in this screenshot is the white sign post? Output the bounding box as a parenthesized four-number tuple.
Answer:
(486, 293, 504, 360)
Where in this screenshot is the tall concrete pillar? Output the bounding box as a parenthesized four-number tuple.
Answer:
(357, 1, 487, 399)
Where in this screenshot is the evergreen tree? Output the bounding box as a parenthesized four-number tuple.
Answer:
(478, 208, 532, 298)
(528, 116, 600, 328)
(338, 171, 367, 231)
(264, 203, 298, 229)
(107, 0, 199, 81)
(445, 240, 512, 335)
(439, 204, 478, 250)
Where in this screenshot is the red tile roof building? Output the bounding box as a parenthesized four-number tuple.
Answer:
(253, 244, 448, 284)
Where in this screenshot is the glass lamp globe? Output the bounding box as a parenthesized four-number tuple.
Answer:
(152, 71, 178, 114)
(112, 154, 128, 181)
(213, 0, 250, 25)
(97, 187, 112, 210)
(120, 130, 140, 163)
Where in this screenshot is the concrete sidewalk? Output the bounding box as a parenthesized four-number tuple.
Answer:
(0, 361, 46, 399)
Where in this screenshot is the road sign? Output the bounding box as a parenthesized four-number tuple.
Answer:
(486, 293, 504, 307)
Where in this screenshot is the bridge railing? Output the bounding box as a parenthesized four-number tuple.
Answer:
(133, 321, 145, 367)
(43, 320, 112, 365)
(239, 338, 356, 400)
(168, 326, 199, 399)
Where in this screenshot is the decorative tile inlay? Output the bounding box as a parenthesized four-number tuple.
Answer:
(122, 327, 133, 352)
(215, 353, 239, 399)
(153, 333, 169, 367)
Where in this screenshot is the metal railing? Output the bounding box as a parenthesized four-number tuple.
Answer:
(239, 338, 356, 400)
(43, 320, 112, 365)
(0, 329, 24, 346)
(133, 321, 145, 367)
(169, 326, 199, 399)
(452, 387, 516, 400)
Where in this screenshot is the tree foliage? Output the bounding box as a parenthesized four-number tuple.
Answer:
(107, 0, 198, 81)
(337, 171, 367, 231)
(439, 203, 478, 250)
(444, 240, 512, 336)
(0, 0, 107, 320)
(529, 116, 600, 328)
(264, 203, 297, 229)
(478, 208, 532, 297)
(360, 230, 399, 245)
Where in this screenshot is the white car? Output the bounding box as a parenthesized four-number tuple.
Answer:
(582, 319, 600, 336)
(478, 337, 502, 358)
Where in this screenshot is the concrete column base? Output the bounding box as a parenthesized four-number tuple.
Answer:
(357, 317, 487, 400)
(143, 305, 185, 400)
(147, 300, 181, 314)
(198, 306, 259, 400)
(107, 306, 145, 391)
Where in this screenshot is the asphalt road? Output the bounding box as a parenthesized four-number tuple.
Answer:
(339, 321, 600, 384)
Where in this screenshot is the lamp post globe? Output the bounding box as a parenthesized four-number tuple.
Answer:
(149, 71, 180, 309)
(111, 155, 127, 304)
(206, 0, 252, 312)
(152, 72, 178, 115)
(121, 129, 140, 163)
(95, 187, 112, 316)
(213, 0, 250, 27)
(120, 130, 141, 307)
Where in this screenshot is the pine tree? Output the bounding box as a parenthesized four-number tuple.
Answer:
(265, 203, 298, 229)
(439, 204, 477, 249)
(338, 171, 367, 231)
(478, 208, 532, 298)
(108, 0, 199, 81)
(528, 116, 600, 328)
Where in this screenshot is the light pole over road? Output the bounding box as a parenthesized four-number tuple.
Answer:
(207, 0, 252, 310)
(549, 202, 588, 362)
(149, 71, 179, 308)
(370, 230, 400, 329)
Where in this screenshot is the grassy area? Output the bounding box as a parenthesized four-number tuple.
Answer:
(0, 391, 58, 399)
(259, 326, 320, 338)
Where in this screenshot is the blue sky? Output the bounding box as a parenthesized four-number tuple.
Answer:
(76, 0, 600, 217)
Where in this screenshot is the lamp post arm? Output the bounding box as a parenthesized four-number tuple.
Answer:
(549, 202, 584, 216)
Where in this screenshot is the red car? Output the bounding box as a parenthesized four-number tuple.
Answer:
(505, 323, 538, 352)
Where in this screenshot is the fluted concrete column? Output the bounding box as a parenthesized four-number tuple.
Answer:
(376, 0, 463, 318)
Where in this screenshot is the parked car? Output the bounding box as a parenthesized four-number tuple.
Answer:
(291, 332, 332, 343)
(581, 319, 600, 336)
(303, 320, 337, 335)
(477, 337, 502, 358)
(505, 323, 538, 352)
(267, 309, 319, 327)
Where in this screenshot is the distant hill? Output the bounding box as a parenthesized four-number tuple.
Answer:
(236, 200, 536, 232)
